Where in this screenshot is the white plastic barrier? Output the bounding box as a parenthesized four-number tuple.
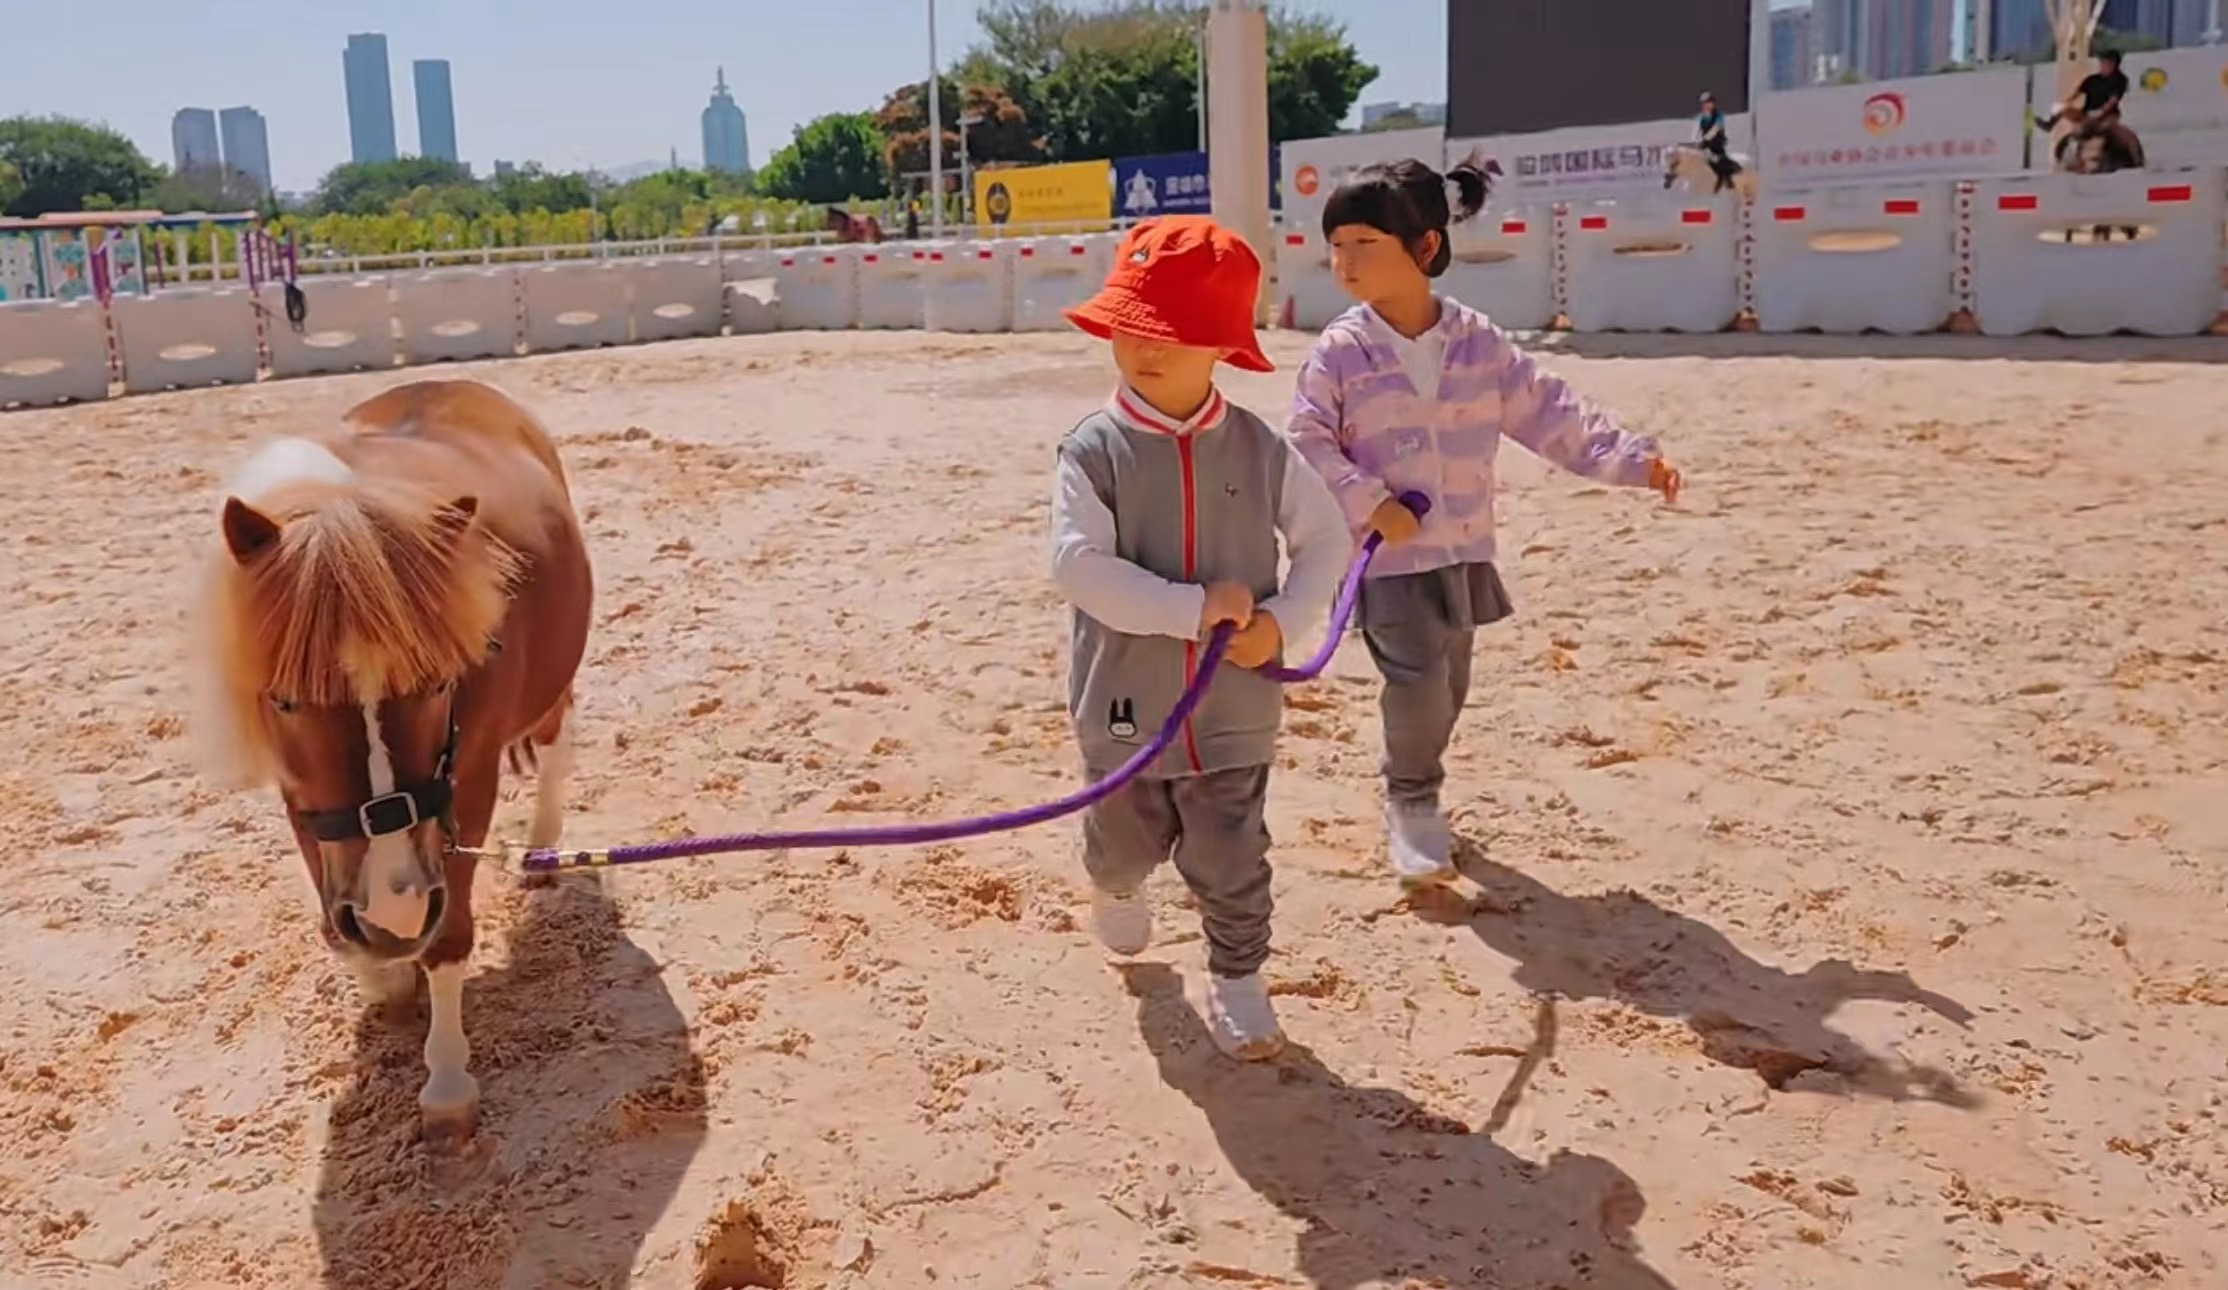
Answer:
(722, 249, 782, 334)
(1564, 197, 1742, 333)
(858, 246, 929, 329)
(774, 247, 858, 331)
(113, 288, 259, 394)
(1276, 229, 1348, 331)
(1971, 170, 2228, 337)
(1753, 183, 1956, 335)
(1011, 235, 1114, 332)
(629, 256, 723, 342)
(521, 262, 631, 352)
(260, 278, 397, 378)
(0, 299, 110, 407)
(1441, 208, 1556, 331)
(925, 242, 1015, 333)
(396, 268, 519, 364)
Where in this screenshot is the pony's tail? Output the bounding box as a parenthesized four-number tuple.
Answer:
(1444, 159, 1495, 224)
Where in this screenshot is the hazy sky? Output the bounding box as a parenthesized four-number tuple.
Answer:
(2, 0, 1447, 192)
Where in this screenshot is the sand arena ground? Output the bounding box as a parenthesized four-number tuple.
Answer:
(2, 329, 2225, 1289)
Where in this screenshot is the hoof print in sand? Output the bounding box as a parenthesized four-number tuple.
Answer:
(695, 1198, 794, 1290)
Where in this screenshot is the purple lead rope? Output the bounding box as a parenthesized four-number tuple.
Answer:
(506, 493, 1430, 875)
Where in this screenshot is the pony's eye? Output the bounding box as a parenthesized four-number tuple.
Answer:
(270, 696, 298, 715)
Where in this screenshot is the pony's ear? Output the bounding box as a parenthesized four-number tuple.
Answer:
(221, 497, 283, 564)
(432, 495, 480, 543)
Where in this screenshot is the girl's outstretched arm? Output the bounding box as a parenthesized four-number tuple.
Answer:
(1494, 325, 1664, 489)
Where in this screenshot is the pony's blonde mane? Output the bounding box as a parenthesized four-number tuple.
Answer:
(190, 472, 521, 788)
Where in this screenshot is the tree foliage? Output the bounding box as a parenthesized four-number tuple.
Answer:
(150, 165, 268, 214)
(756, 112, 890, 203)
(0, 158, 21, 212)
(0, 116, 159, 217)
(875, 78, 1044, 180)
(311, 157, 476, 215)
(959, 1, 1378, 162)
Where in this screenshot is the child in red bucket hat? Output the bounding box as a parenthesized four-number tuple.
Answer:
(1050, 215, 1350, 1061)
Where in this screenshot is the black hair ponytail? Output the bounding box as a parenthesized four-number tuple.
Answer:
(1321, 156, 1497, 277)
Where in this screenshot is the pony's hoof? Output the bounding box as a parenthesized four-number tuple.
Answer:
(520, 871, 558, 891)
(420, 1097, 479, 1153)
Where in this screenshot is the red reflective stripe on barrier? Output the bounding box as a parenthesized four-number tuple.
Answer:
(1285, 233, 1306, 245)
(1070, 244, 1088, 255)
(978, 249, 994, 259)
(862, 254, 879, 263)
(1500, 220, 1527, 234)
(2148, 184, 2193, 204)
(930, 252, 945, 262)
(1883, 199, 1921, 215)
(912, 251, 925, 260)
(780, 257, 795, 267)
(1681, 209, 1713, 224)
(1579, 216, 1609, 230)
(1773, 206, 1806, 222)
(1020, 246, 1035, 257)
(822, 254, 838, 264)
(1997, 194, 2039, 211)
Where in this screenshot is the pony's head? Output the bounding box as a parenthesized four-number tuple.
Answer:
(191, 444, 519, 959)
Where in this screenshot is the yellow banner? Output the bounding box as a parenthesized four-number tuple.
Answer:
(975, 160, 1112, 234)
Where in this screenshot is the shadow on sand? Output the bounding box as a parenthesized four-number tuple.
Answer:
(1124, 963, 1677, 1290)
(1420, 839, 1977, 1106)
(313, 875, 707, 1290)
(1518, 329, 2227, 365)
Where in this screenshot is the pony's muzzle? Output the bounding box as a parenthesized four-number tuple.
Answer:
(332, 880, 447, 958)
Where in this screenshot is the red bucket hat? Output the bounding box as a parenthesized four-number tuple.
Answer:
(1064, 215, 1275, 373)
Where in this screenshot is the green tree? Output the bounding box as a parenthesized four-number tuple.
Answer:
(0, 158, 21, 211)
(961, 2, 1377, 161)
(311, 157, 475, 215)
(756, 113, 889, 203)
(1362, 108, 1428, 133)
(490, 162, 594, 214)
(150, 165, 267, 214)
(876, 78, 1044, 182)
(0, 116, 159, 216)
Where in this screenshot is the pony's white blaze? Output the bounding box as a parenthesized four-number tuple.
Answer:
(228, 436, 355, 503)
(358, 700, 432, 940)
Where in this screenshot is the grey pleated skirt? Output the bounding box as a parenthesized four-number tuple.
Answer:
(1357, 560, 1515, 635)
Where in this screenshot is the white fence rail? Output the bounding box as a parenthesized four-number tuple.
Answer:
(3, 172, 2223, 411)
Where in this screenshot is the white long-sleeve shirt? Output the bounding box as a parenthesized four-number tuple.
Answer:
(1050, 385, 1354, 652)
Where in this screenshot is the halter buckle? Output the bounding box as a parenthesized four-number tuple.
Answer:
(358, 791, 423, 839)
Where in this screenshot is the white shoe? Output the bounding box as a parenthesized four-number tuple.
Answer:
(1386, 800, 1457, 887)
(1206, 972, 1285, 1061)
(1090, 887, 1152, 956)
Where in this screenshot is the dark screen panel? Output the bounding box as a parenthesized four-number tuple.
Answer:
(1448, 0, 1754, 138)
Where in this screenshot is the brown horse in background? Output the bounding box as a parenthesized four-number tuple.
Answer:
(825, 206, 885, 243)
(189, 378, 593, 1149)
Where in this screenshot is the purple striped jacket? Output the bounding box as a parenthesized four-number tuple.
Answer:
(1286, 301, 1663, 579)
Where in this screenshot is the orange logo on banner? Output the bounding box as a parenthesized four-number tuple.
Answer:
(1863, 91, 1908, 135)
(1294, 164, 1321, 196)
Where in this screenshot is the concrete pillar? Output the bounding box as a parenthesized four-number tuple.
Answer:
(1206, 0, 1273, 325)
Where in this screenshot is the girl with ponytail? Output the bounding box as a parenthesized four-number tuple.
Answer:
(1285, 157, 1686, 889)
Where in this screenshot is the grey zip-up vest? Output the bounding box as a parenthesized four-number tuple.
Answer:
(1060, 405, 1288, 778)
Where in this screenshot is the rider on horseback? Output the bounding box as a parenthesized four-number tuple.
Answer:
(1696, 92, 1740, 193)
(2037, 50, 2142, 167)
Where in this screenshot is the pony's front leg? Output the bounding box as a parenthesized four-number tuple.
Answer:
(417, 756, 498, 1148)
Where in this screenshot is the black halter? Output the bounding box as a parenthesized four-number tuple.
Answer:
(296, 708, 461, 845)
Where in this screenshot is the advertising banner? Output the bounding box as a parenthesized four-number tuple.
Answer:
(1280, 127, 1444, 228)
(2029, 45, 2228, 170)
(1756, 67, 2030, 184)
(1115, 151, 1212, 219)
(976, 160, 1112, 231)
(1113, 147, 1288, 221)
(1447, 114, 1755, 200)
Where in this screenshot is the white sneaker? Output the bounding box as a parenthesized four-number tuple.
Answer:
(1206, 972, 1285, 1061)
(1386, 800, 1457, 888)
(1090, 887, 1152, 956)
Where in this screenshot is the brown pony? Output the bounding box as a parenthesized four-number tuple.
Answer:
(189, 378, 592, 1148)
(824, 206, 885, 243)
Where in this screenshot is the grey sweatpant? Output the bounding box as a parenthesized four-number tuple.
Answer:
(1082, 764, 1273, 977)
(1360, 562, 1514, 808)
